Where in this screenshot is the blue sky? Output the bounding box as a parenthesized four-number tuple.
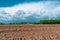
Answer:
(0, 0, 60, 24)
(0, 0, 40, 7)
(0, 0, 60, 7)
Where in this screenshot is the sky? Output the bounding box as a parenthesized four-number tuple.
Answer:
(0, 0, 60, 24)
(0, 0, 60, 7)
(0, 0, 40, 7)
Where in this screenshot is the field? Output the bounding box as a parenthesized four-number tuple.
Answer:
(0, 24, 60, 40)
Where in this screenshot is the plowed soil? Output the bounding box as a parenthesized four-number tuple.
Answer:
(0, 24, 60, 40)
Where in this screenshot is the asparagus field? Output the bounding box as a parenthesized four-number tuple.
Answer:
(0, 24, 60, 40)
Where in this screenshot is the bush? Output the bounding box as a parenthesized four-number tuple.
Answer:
(0, 23, 4, 25)
(40, 20, 60, 24)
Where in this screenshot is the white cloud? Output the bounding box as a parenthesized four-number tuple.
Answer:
(0, 1, 60, 23)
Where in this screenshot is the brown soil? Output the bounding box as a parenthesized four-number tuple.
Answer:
(0, 24, 60, 40)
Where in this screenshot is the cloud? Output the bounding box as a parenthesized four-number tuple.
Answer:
(0, 1, 60, 23)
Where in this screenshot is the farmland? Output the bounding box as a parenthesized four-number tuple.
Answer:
(0, 24, 60, 40)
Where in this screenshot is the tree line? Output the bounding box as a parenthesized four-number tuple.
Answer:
(0, 20, 60, 25)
